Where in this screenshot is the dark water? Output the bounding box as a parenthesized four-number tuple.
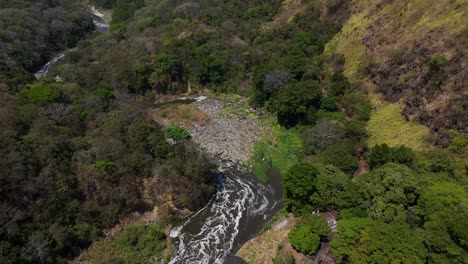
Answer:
(169, 165, 283, 264)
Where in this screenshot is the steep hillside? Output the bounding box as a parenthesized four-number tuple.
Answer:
(325, 0, 467, 147)
(0, 0, 95, 72)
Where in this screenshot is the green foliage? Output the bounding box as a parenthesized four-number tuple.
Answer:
(424, 150, 456, 174)
(111, 0, 145, 31)
(448, 133, 466, 151)
(369, 144, 415, 169)
(417, 182, 466, 219)
(341, 91, 372, 121)
(92, 160, 115, 172)
(199, 54, 226, 85)
(250, 126, 303, 182)
(0, 1, 94, 71)
(331, 218, 428, 264)
(283, 162, 350, 213)
(272, 80, 322, 127)
(319, 96, 338, 111)
(429, 54, 448, 72)
(85, 224, 168, 263)
(288, 214, 329, 255)
(321, 143, 358, 175)
(288, 227, 321, 255)
(115, 224, 166, 263)
(164, 125, 191, 142)
(357, 163, 419, 223)
(21, 83, 60, 103)
(283, 162, 320, 214)
(329, 72, 351, 96)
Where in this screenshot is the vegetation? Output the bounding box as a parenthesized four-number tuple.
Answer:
(165, 125, 191, 142)
(288, 215, 329, 255)
(0, 0, 94, 71)
(0, 0, 466, 263)
(80, 224, 170, 263)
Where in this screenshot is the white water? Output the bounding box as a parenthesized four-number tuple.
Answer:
(34, 6, 108, 79)
(34, 48, 76, 79)
(169, 170, 271, 264)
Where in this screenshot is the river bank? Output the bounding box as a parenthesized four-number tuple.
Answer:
(152, 96, 284, 263)
(34, 5, 109, 79)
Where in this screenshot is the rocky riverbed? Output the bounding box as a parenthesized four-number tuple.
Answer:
(188, 97, 268, 164)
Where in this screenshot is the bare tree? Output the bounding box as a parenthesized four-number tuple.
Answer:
(308, 119, 345, 150)
(42, 103, 72, 124)
(263, 69, 293, 94)
(173, 2, 200, 18)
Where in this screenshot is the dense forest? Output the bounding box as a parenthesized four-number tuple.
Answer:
(0, 0, 466, 263)
(0, 0, 95, 72)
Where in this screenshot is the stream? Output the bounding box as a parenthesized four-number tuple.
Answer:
(36, 6, 284, 262)
(169, 165, 283, 264)
(34, 6, 109, 79)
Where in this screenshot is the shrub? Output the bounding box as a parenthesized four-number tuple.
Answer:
(321, 143, 358, 175)
(369, 144, 415, 169)
(164, 125, 191, 142)
(429, 54, 448, 72)
(21, 83, 60, 103)
(273, 80, 322, 127)
(289, 226, 321, 255)
(288, 215, 329, 255)
(320, 96, 338, 111)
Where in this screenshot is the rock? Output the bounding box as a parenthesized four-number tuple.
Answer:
(186, 97, 267, 164)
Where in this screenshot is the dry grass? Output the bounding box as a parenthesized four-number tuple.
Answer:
(323, 0, 466, 151)
(152, 103, 209, 127)
(237, 216, 296, 264)
(367, 94, 433, 151)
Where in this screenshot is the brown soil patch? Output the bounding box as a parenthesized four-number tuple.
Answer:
(262, 0, 303, 31)
(152, 103, 210, 127)
(237, 215, 297, 264)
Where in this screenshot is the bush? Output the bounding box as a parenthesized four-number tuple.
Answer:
(368, 144, 415, 169)
(164, 125, 191, 142)
(21, 83, 60, 103)
(288, 215, 329, 255)
(273, 80, 322, 127)
(289, 226, 321, 255)
(329, 72, 350, 96)
(321, 143, 358, 175)
(320, 96, 338, 111)
(429, 54, 448, 72)
(273, 250, 295, 264)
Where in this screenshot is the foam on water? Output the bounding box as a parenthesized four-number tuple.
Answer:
(34, 6, 109, 79)
(169, 170, 270, 264)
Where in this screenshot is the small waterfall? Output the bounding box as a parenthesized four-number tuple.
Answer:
(34, 6, 109, 79)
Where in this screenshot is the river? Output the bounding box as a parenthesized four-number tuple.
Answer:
(34, 6, 109, 79)
(36, 7, 284, 262)
(169, 164, 283, 264)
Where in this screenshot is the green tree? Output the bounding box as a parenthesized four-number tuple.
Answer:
(289, 215, 329, 255)
(357, 163, 419, 223)
(283, 162, 320, 214)
(331, 218, 428, 263)
(289, 227, 320, 255)
(321, 143, 358, 175)
(272, 80, 322, 127)
(164, 125, 191, 142)
(417, 182, 466, 219)
(369, 144, 414, 169)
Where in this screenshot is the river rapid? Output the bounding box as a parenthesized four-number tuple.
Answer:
(169, 164, 283, 264)
(34, 6, 109, 79)
(37, 7, 284, 262)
